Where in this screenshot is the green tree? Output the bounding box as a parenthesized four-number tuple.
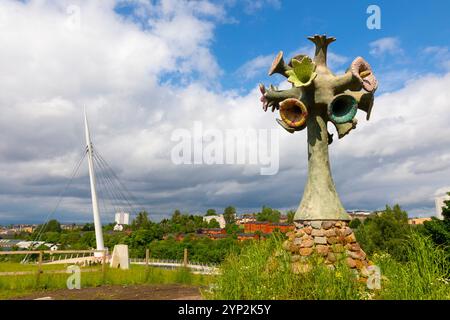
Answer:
(225, 223, 239, 237)
(103, 223, 116, 232)
(355, 204, 411, 261)
(81, 223, 95, 231)
(126, 230, 155, 248)
(349, 218, 362, 229)
(208, 219, 220, 228)
(205, 209, 217, 216)
(441, 192, 450, 221)
(78, 231, 96, 249)
(286, 210, 295, 224)
(256, 206, 281, 223)
(172, 209, 182, 224)
(42, 231, 60, 244)
(59, 232, 81, 249)
(132, 211, 151, 230)
(421, 193, 450, 254)
(35, 219, 61, 234)
(422, 218, 450, 249)
(223, 206, 236, 225)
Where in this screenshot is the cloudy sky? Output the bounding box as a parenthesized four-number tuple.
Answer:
(1, 0, 450, 224)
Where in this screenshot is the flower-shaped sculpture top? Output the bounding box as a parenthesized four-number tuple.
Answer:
(285, 57, 317, 88)
(259, 34, 378, 221)
(350, 57, 378, 92)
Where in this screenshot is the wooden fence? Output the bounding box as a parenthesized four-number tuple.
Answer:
(0, 249, 108, 280)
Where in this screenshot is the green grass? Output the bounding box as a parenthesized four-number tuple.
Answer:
(205, 233, 450, 300)
(204, 235, 364, 300)
(372, 233, 450, 299)
(0, 262, 73, 272)
(3, 232, 448, 300)
(0, 264, 212, 300)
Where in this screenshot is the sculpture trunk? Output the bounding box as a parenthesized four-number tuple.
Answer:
(294, 107, 350, 221)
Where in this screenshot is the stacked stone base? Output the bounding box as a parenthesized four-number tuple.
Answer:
(283, 220, 372, 278)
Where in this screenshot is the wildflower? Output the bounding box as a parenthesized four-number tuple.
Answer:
(437, 278, 450, 285)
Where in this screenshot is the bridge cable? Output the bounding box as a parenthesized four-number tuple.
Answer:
(22, 149, 87, 263)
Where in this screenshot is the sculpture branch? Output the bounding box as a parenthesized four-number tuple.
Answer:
(260, 84, 302, 112)
(308, 35, 336, 67)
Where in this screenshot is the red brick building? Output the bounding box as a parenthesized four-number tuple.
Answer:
(198, 228, 227, 235)
(243, 221, 294, 234)
(237, 233, 259, 241)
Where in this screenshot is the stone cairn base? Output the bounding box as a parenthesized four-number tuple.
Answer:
(283, 220, 372, 278)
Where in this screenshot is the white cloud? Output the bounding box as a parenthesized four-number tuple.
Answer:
(0, 0, 449, 223)
(369, 37, 403, 57)
(0, 0, 228, 222)
(227, 0, 281, 14)
(423, 46, 450, 70)
(374, 69, 419, 93)
(332, 72, 450, 213)
(328, 52, 349, 69)
(235, 54, 274, 80)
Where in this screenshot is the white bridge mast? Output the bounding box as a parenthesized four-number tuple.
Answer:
(84, 108, 105, 254)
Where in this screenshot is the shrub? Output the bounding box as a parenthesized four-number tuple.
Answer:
(206, 236, 364, 300)
(373, 232, 450, 299)
(207, 232, 450, 300)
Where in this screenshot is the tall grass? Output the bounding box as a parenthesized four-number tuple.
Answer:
(206, 233, 450, 300)
(373, 233, 450, 299)
(0, 262, 69, 272)
(205, 235, 365, 300)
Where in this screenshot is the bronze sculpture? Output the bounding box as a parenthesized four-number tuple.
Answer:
(260, 35, 378, 222)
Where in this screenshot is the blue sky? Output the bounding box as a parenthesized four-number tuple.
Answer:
(116, 0, 450, 92)
(0, 0, 450, 224)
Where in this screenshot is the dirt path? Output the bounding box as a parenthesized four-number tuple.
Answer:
(13, 284, 203, 300)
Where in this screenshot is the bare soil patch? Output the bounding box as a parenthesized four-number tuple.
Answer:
(13, 284, 203, 300)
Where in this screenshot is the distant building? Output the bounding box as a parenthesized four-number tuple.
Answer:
(435, 194, 450, 219)
(48, 244, 59, 251)
(0, 229, 14, 236)
(243, 222, 294, 234)
(237, 233, 259, 241)
(3, 224, 36, 234)
(203, 214, 226, 228)
(198, 228, 226, 236)
(1, 241, 59, 250)
(115, 212, 130, 225)
(347, 210, 373, 221)
(113, 224, 124, 231)
(114, 212, 130, 231)
(0, 239, 21, 248)
(61, 224, 78, 231)
(408, 217, 432, 225)
(206, 233, 228, 240)
(236, 213, 257, 225)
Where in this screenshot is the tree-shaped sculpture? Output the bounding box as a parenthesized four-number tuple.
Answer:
(260, 35, 378, 222)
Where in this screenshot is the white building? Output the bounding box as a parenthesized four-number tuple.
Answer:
(203, 214, 226, 228)
(435, 194, 450, 219)
(115, 212, 130, 225)
(14, 241, 58, 250)
(113, 224, 124, 232)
